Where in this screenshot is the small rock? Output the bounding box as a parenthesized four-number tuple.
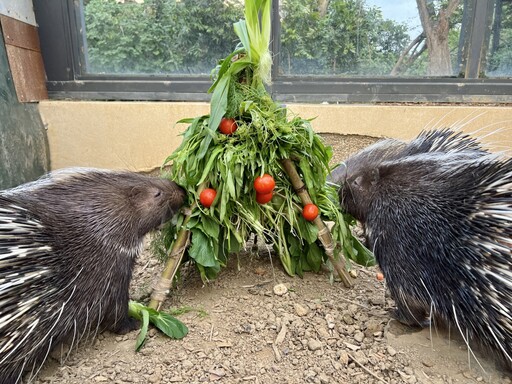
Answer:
(319, 373, 330, 384)
(349, 269, 358, 278)
(294, 303, 309, 317)
(94, 376, 108, 382)
(421, 359, 434, 368)
(169, 376, 182, 382)
(325, 314, 336, 329)
(338, 351, 350, 366)
(182, 360, 194, 370)
(370, 296, 385, 306)
(304, 369, 317, 379)
(308, 339, 322, 351)
(387, 346, 397, 357)
(344, 342, 360, 351)
(342, 314, 354, 325)
(273, 284, 288, 296)
(316, 327, 330, 340)
(208, 368, 226, 378)
(148, 374, 162, 383)
(354, 331, 365, 343)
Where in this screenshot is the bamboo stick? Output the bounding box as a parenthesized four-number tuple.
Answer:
(281, 159, 354, 288)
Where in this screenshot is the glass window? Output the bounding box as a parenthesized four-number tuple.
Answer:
(83, 0, 244, 75)
(34, 0, 512, 102)
(487, 0, 512, 78)
(278, 0, 465, 77)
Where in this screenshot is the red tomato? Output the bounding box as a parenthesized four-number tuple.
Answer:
(256, 192, 273, 204)
(302, 203, 319, 221)
(219, 118, 237, 135)
(199, 188, 216, 208)
(254, 174, 275, 194)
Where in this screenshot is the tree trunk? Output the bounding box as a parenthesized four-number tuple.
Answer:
(416, 0, 460, 76)
(318, 0, 329, 17)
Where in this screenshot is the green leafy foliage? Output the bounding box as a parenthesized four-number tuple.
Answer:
(83, 0, 244, 74)
(83, 0, 410, 77)
(160, 87, 374, 280)
(155, 0, 375, 282)
(128, 301, 188, 351)
(274, 0, 410, 75)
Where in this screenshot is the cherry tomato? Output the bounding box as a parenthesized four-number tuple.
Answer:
(219, 118, 237, 135)
(256, 192, 273, 204)
(376, 272, 385, 281)
(199, 188, 216, 208)
(254, 174, 275, 194)
(302, 203, 319, 221)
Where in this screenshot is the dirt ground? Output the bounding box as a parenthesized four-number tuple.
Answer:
(35, 134, 511, 384)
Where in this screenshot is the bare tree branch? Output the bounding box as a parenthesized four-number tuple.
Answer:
(391, 32, 425, 75)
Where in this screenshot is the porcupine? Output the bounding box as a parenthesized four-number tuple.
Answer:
(330, 128, 512, 369)
(0, 168, 185, 383)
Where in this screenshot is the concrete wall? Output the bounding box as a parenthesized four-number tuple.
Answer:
(0, 26, 49, 189)
(38, 100, 512, 172)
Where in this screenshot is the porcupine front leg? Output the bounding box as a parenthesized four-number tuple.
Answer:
(110, 315, 140, 335)
(103, 264, 140, 335)
(390, 288, 431, 328)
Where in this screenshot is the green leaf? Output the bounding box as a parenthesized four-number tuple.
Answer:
(135, 307, 149, 352)
(233, 20, 251, 59)
(346, 236, 376, 267)
(306, 242, 323, 273)
(149, 311, 189, 339)
(209, 75, 230, 137)
(208, 48, 245, 94)
(226, 169, 236, 199)
(201, 215, 220, 239)
(128, 301, 188, 351)
(189, 228, 218, 267)
(198, 146, 223, 184)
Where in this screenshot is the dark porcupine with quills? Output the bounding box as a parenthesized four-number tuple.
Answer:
(330, 128, 512, 369)
(0, 168, 185, 383)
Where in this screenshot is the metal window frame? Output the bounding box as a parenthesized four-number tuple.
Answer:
(34, 0, 512, 103)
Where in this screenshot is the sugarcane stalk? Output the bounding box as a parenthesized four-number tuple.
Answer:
(281, 158, 354, 288)
(148, 209, 192, 311)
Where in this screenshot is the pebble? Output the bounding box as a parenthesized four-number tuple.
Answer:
(353, 331, 365, 343)
(338, 351, 350, 366)
(94, 376, 108, 382)
(148, 374, 162, 383)
(325, 313, 336, 329)
(318, 373, 330, 384)
(273, 284, 288, 296)
(294, 303, 308, 317)
(307, 338, 323, 351)
(387, 346, 397, 356)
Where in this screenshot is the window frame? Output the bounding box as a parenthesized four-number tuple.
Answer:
(34, 0, 512, 103)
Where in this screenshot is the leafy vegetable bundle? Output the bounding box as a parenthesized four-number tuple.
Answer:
(154, 0, 373, 294)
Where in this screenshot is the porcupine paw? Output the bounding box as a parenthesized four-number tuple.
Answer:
(390, 307, 430, 328)
(110, 316, 141, 335)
